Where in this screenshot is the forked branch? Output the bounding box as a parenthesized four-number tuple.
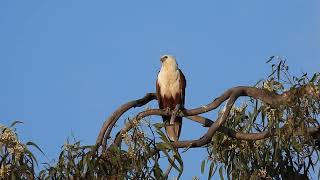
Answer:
(96, 84, 319, 149)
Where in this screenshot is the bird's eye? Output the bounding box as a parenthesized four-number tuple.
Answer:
(163, 56, 168, 59)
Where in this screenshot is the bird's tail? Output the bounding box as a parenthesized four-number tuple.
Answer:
(163, 116, 182, 142)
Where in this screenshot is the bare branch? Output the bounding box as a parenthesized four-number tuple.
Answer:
(168, 94, 237, 148)
(100, 84, 319, 149)
(96, 93, 156, 146)
(185, 116, 276, 140)
(186, 116, 320, 140)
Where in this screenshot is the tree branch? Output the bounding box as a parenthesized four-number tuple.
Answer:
(99, 85, 319, 149)
(186, 116, 320, 140)
(96, 93, 157, 146)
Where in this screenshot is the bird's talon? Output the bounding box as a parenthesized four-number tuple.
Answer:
(165, 107, 171, 115)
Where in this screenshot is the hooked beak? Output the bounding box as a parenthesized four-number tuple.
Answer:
(160, 56, 168, 63)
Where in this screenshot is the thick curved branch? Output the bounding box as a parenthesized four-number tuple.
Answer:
(188, 115, 320, 140)
(168, 84, 318, 148)
(168, 94, 238, 148)
(98, 86, 235, 146)
(185, 116, 276, 140)
(96, 93, 157, 146)
(104, 85, 319, 148)
(113, 94, 237, 147)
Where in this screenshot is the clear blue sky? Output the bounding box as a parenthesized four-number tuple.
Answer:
(1, 0, 319, 179)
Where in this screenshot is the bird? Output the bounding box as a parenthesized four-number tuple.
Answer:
(156, 55, 186, 141)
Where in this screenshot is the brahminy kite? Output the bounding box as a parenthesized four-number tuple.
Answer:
(156, 55, 186, 141)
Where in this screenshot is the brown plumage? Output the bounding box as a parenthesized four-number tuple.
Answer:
(156, 55, 186, 141)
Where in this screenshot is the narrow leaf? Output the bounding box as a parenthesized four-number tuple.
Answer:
(208, 162, 214, 180)
(10, 120, 23, 127)
(219, 166, 224, 180)
(26, 141, 46, 156)
(201, 160, 206, 174)
(266, 56, 274, 63)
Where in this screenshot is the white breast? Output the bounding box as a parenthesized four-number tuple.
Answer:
(157, 68, 181, 98)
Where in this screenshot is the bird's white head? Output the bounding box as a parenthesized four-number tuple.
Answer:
(160, 55, 178, 70)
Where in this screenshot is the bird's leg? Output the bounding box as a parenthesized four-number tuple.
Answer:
(170, 104, 181, 125)
(176, 104, 183, 114)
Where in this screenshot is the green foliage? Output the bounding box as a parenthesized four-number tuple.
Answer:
(39, 119, 165, 179)
(206, 57, 320, 179)
(0, 119, 178, 179)
(0, 121, 38, 179)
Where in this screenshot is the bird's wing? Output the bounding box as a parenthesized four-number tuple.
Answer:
(179, 69, 186, 106)
(156, 71, 163, 109)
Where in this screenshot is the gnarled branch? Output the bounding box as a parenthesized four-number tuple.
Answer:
(96, 93, 156, 147)
(97, 84, 319, 149)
